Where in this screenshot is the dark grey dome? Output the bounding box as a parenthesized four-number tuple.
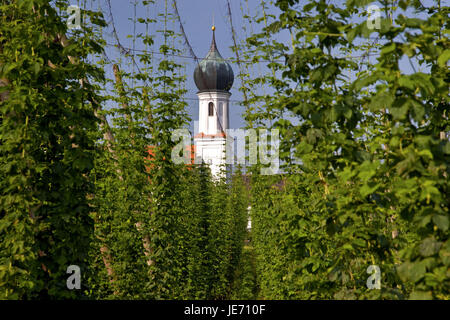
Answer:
(194, 29, 234, 92)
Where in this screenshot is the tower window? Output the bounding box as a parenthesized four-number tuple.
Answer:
(208, 102, 214, 116)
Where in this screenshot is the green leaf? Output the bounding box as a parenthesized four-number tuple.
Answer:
(437, 49, 450, 67)
(353, 74, 378, 91)
(432, 215, 449, 232)
(33, 62, 41, 75)
(443, 141, 450, 155)
(409, 291, 432, 300)
(381, 42, 396, 55)
(419, 237, 442, 257)
(352, 238, 366, 248)
(398, 76, 415, 90)
(368, 92, 394, 111)
(410, 100, 425, 121)
(391, 98, 409, 120)
(439, 241, 450, 266)
(397, 261, 426, 283)
(357, 161, 378, 182)
(404, 18, 424, 28)
(360, 182, 380, 197)
(343, 243, 354, 251)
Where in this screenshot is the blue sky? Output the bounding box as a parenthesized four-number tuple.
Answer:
(100, 0, 277, 131)
(85, 0, 268, 130)
(70, 0, 436, 133)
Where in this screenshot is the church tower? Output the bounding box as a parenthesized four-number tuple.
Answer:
(193, 26, 234, 178)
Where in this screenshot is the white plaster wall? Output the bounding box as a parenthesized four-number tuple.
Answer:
(196, 91, 231, 178)
(197, 91, 231, 134)
(195, 137, 227, 178)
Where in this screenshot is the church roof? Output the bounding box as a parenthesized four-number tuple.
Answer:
(193, 26, 234, 92)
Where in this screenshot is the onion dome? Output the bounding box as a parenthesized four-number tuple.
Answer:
(194, 26, 234, 92)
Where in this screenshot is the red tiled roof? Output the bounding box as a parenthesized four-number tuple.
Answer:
(146, 145, 196, 171)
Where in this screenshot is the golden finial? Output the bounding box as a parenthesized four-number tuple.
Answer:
(212, 25, 215, 31)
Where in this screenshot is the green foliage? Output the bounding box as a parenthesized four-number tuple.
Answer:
(231, 245, 259, 300)
(2, 0, 447, 301)
(0, 0, 250, 300)
(242, 0, 449, 300)
(0, 0, 104, 299)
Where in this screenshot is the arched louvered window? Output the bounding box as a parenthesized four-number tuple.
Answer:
(208, 102, 214, 116)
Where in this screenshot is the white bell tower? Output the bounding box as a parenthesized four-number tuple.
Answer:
(194, 91, 230, 177)
(193, 25, 234, 178)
